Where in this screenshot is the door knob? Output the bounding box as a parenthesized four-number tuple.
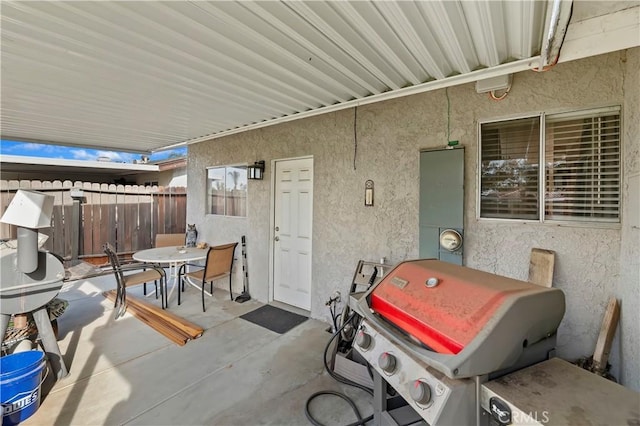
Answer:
(274, 236, 280, 241)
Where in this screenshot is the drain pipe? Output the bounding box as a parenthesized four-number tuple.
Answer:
(538, 0, 573, 70)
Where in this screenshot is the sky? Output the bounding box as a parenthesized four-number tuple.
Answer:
(0, 139, 186, 163)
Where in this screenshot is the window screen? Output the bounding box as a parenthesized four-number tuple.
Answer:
(480, 116, 540, 220)
(545, 108, 621, 222)
(207, 168, 226, 215)
(479, 106, 621, 224)
(225, 166, 247, 217)
(207, 166, 247, 217)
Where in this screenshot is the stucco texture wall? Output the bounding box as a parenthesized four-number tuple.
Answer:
(616, 47, 640, 388)
(188, 49, 639, 390)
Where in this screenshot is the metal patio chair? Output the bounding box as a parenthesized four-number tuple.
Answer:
(177, 242, 238, 312)
(103, 243, 167, 318)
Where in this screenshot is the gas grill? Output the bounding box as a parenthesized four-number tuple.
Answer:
(352, 259, 565, 425)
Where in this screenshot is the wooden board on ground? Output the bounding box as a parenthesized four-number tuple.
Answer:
(104, 290, 188, 346)
(124, 294, 204, 339)
(103, 290, 203, 345)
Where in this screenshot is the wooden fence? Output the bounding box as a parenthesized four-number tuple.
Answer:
(0, 180, 187, 259)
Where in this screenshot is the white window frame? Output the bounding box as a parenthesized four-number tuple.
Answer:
(206, 164, 248, 217)
(477, 106, 622, 227)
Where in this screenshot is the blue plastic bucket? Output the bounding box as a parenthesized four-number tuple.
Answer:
(1, 351, 46, 426)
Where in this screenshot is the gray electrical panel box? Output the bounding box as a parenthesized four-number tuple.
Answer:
(419, 148, 464, 265)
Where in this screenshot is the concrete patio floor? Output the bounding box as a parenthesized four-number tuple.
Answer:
(23, 273, 373, 425)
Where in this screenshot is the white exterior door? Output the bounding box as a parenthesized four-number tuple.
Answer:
(273, 157, 313, 310)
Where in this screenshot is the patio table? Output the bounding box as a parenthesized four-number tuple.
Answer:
(133, 246, 207, 306)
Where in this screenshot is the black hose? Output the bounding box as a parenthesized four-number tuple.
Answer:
(322, 318, 372, 396)
(304, 312, 374, 426)
(304, 391, 371, 426)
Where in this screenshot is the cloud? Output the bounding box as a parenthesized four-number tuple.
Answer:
(69, 149, 135, 163)
(96, 150, 136, 163)
(69, 149, 93, 160)
(150, 147, 187, 161)
(1, 140, 143, 163)
(20, 143, 43, 151)
(1, 141, 63, 156)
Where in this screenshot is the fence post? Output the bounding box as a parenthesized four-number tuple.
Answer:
(70, 188, 86, 263)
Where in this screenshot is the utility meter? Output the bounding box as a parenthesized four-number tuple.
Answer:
(439, 229, 463, 252)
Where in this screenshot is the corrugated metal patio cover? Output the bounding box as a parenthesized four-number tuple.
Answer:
(1, 1, 550, 152)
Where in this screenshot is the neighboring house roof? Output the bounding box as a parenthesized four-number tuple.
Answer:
(0, 155, 187, 186)
(0, 154, 159, 178)
(153, 157, 187, 172)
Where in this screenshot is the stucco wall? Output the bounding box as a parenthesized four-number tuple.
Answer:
(188, 49, 639, 390)
(616, 48, 640, 388)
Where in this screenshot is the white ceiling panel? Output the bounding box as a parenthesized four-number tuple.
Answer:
(1, 0, 560, 153)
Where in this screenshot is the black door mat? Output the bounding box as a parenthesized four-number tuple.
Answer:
(239, 304, 308, 334)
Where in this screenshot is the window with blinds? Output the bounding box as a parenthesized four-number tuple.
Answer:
(545, 108, 621, 222)
(479, 106, 621, 224)
(480, 116, 540, 220)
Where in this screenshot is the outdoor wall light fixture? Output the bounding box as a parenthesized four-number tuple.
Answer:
(365, 180, 374, 206)
(248, 161, 265, 180)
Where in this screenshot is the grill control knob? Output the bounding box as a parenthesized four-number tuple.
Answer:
(378, 352, 397, 374)
(355, 331, 372, 350)
(410, 380, 432, 405)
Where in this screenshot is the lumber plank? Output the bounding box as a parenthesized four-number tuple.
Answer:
(115, 296, 196, 340)
(104, 290, 187, 345)
(129, 305, 188, 346)
(103, 291, 189, 346)
(125, 296, 203, 339)
(528, 248, 555, 287)
(592, 297, 620, 374)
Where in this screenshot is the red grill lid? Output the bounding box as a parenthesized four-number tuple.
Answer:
(370, 260, 536, 355)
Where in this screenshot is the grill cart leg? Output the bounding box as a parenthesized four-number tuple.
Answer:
(372, 369, 387, 424)
(0, 314, 10, 348)
(32, 307, 68, 379)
